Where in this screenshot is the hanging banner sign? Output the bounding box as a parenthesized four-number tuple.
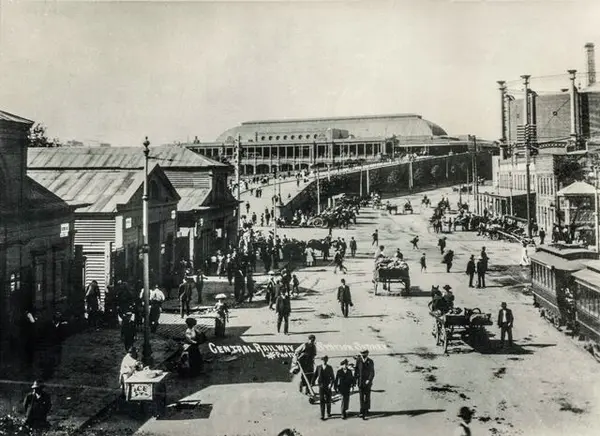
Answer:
(60, 223, 70, 237)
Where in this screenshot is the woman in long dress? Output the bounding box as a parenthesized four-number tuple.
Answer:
(214, 298, 229, 337)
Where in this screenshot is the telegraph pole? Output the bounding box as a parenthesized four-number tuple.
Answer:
(141, 137, 152, 365)
(316, 166, 321, 214)
(236, 134, 242, 238)
(522, 74, 533, 239)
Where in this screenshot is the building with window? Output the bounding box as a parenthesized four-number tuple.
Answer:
(28, 145, 237, 273)
(0, 110, 78, 359)
(185, 114, 475, 174)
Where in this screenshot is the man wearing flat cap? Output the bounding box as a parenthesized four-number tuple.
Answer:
(354, 349, 375, 419)
(455, 406, 474, 436)
(335, 359, 355, 419)
(312, 356, 335, 420)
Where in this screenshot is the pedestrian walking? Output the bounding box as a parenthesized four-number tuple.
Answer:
(335, 359, 355, 419)
(355, 349, 375, 420)
(438, 236, 446, 254)
(143, 285, 165, 333)
(22, 381, 52, 430)
(245, 201, 250, 214)
(292, 274, 300, 297)
(476, 257, 486, 288)
(260, 213, 265, 226)
(349, 237, 357, 257)
(178, 277, 195, 318)
(371, 229, 379, 247)
(420, 253, 427, 272)
(120, 309, 136, 352)
(85, 280, 101, 328)
(333, 250, 347, 274)
(454, 406, 474, 436)
(312, 356, 335, 420)
(214, 295, 229, 337)
(539, 228, 546, 245)
(275, 291, 291, 335)
(466, 255, 476, 288)
(443, 249, 454, 273)
(246, 271, 255, 303)
(295, 335, 317, 394)
(337, 279, 353, 317)
(411, 236, 419, 249)
(497, 302, 514, 348)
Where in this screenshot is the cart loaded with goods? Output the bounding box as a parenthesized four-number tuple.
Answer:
(373, 257, 410, 295)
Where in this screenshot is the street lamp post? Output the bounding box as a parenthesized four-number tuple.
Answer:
(594, 166, 600, 253)
(142, 137, 152, 365)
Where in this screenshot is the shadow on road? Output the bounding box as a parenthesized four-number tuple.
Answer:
(160, 402, 214, 421)
(347, 314, 388, 319)
(365, 408, 445, 419)
(288, 330, 340, 336)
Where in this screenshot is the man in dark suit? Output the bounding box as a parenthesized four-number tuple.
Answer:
(497, 302, 514, 347)
(337, 279, 353, 317)
(335, 359, 355, 419)
(476, 257, 486, 289)
(354, 349, 375, 420)
(466, 255, 476, 288)
(312, 355, 335, 420)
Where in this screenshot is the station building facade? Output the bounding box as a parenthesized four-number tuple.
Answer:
(184, 114, 473, 174)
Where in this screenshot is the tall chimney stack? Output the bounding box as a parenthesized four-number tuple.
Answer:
(585, 42, 596, 87)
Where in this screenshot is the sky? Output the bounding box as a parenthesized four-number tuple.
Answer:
(1, 0, 599, 146)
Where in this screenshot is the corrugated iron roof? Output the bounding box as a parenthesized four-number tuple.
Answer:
(27, 145, 225, 169)
(0, 110, 34, 125)
(28, 169, 143, 214)
(176, 187, 212, 212)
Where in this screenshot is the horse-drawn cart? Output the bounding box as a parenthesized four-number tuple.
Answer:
(373, 267, 410, 296)
(430, 308, 493, 353)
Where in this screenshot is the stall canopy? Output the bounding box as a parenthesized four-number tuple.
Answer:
(557, 181, 597, 196)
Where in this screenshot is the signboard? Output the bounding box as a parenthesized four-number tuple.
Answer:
(171, 210, 177, 220)
(125, 217, 132, 229)
(60, 223, 70, 238)
(207, 342, 388, 360)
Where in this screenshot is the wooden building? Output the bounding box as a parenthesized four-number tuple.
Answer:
(28, 164, 180, 301)
(27, 145, 236, 275)
(0, 110, 77, 358)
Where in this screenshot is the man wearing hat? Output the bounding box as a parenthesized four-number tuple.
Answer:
(22, 380, 52, 429)
(497, 302, 514, 348)
(354, 349, 375, 419)
(466, 255, 476, 288)
(179, 277, 195, 318)
(455, 406, 474, 436)
(312, 356, 335, 420)
(443, 285, 455, 311)
(335, 359, 355, 419)
(295, 335, 317, 395)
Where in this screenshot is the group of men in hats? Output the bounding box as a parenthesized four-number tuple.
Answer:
(304, 345, 376, 421)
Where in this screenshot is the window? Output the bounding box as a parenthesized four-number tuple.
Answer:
(261, 136, 265, 141)
(291, 135, 295, 140)
(276, 136, 280, 140)
(313, 134, 318, 139)
(269, 136, 273, 140)
(298, 135, 303, 140)
(283, 135, 287, 140)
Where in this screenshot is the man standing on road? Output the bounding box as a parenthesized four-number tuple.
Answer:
(295, 335, 317, 395)
(337, 279, 353, 317)
(411, 236, 419, 250)
(349, 237, 357, 257)
(312, 355, 335, 420)
(178, 277, 195, 318)
(497, 302, 514, 348)
(335, 359, 355, 419)
(372, 229, 379, 247)
(275, 291, 291, 335)
(443, 249, 454, 273)
(476, 257, 486, 289)
(466, 255, 476, 288)
(355, 349, 375, 420)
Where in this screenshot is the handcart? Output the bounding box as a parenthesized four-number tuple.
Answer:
(297, 364, 341, 405)
(430, 308, 493, 353)
(373, 268, 410, 296)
